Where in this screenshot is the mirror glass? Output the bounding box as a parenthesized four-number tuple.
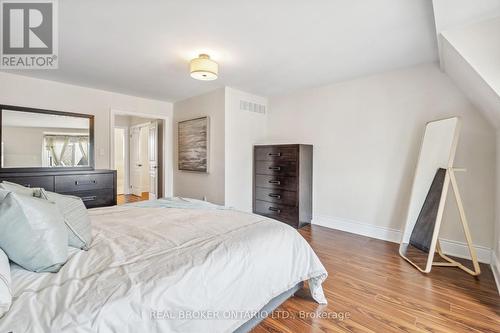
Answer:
(1, 109, 91, 168)
(399, 117, 460, 272)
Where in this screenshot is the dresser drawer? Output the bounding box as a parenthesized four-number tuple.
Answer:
(254, 200, 298, 226)
(254, 146, 298, 161)
(255, 187, 297, 206)
(55, 173, 114, 192)
(61, 189, 115, 209)
(254, 160, 297, 177)
(255, 174, 297, 191)
(0, 176, 54, 191)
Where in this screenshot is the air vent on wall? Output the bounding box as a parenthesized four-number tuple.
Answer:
(240, 100, 266, 114)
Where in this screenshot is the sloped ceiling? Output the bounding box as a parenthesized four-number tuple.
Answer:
(440, 32, 500, 128)
(1, 0, 438, 102)
(433, 0, 500, 128)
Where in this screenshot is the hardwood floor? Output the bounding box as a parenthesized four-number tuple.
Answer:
(253, 225, 500, 333)
(117, 192, 149, 205)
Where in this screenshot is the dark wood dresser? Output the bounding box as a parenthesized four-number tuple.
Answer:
(0, 169, 117, 208)
(253, 144, 312, 228)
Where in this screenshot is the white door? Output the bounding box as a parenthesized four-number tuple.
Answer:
(130, 127, 143, 196)
(148, 121, 158, 199)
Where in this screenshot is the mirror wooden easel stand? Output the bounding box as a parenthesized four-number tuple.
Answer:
(430, 167, 480, 276)
(399, 117, 480, 277)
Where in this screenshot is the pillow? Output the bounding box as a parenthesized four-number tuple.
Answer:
(0, 190, 68, 273)
(0, 182, 93, 250)
(0, 181, 44, 198)
(0, 248, 11, 318)
(40, 190, 93, 250)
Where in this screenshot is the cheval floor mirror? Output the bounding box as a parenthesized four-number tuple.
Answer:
(399, 117, 480, 276)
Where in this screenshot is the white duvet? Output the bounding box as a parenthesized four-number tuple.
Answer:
(0, 204, 327, 333)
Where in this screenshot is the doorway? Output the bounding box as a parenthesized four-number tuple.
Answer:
(113, 114, 164, 205)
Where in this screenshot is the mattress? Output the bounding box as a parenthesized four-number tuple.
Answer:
(0, 199, 327, 333)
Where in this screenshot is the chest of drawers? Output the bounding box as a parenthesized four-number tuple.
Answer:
(0, 169, 117, 208)
(253, 144, 312, 228)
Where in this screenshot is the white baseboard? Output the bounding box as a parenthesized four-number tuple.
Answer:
(312, 214, 492, 264)
(313, 214, 402, 243)
(492, 251, 500, 295)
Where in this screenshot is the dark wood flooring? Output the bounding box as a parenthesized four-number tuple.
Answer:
(117, 192, 149, 205)
(253, 225, 500, 333)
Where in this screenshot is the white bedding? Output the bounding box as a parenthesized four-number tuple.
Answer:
(0, 204, 327, 333)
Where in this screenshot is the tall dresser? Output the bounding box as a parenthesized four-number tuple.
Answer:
(253, 144, 312, 228)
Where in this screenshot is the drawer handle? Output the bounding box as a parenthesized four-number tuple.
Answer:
(268, 152, 282, 157)
(268, 180, 281, 185)
(268, 207, 281, 213)
(268, 194, 281, 199)
(268, 166, 281, 171)
(75, 180, 97, 186)
(81, 196, 97, 202)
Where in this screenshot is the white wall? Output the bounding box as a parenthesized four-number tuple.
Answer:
(0, 72, 173, 171)
(114, 128, 126, 194)
(114, 115, 131, 127)
(266, 63, 496, 251)
(173, 88, 225, 204)
(224, 87, 268, 212)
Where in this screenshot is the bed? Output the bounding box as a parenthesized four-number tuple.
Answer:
(0, 198, 328, 333)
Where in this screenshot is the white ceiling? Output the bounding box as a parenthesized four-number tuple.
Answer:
(3, 0, 439, 102)
(440, 17, 500, 128)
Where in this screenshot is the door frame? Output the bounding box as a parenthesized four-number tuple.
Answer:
(109, 109, 172, 198)
(114, 125, 130, 195)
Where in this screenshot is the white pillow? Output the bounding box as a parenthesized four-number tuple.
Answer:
(0, 248, 12, 318)
(41, 190, 93, 250)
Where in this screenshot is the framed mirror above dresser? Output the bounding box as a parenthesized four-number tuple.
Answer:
(0, 105, 117, 208)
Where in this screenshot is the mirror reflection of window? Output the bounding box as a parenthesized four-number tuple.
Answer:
(44, 135, 89, 167)
(1, 110, 90, 168)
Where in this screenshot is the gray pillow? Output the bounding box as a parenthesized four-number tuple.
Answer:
(41, 190, 93, 250)
(0, 190, 68, 273)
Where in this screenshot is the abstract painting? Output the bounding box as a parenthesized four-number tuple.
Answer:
(178, 116, 209, 172)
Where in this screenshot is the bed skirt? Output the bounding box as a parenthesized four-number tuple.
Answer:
(233, 282, 304, 333)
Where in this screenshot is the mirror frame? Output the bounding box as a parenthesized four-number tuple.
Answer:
(0, 104, 95, 172)
(398, 116, 461, 273)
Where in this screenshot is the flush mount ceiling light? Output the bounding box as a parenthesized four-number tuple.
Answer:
(190, 54, 218, 81)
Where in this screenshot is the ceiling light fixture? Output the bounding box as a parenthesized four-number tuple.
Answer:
(190, 54, 218, 81)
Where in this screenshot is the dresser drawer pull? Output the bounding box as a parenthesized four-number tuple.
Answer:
(268, 152, 282, 157)
(81, 196, 97, 202)
(268, 180, 281, 185)
(268, 207, 281, 213)
(75, 180, 97, 186)
(268, 193, 281, 199)
(268, 166, 281, 171)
